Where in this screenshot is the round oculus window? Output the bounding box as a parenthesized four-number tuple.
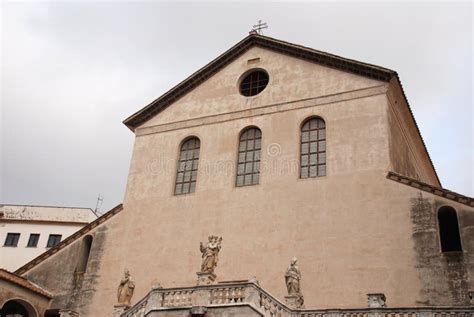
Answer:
(239, 70, 269, 97)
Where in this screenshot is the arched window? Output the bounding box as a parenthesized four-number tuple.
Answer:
(76, 235, 93, 273)
(300, 117, 326, 178)
(175, 137, 200, 194)
(236, 127, 262, 186)
(438, 206, 462, 252)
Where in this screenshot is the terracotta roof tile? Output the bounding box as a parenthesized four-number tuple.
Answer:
(0, 268, 52, 298)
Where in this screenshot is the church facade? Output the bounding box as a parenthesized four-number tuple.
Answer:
(1, 33, 472, 317)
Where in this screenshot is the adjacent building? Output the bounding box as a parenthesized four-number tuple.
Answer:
(0, 205, 97, 271)
(0, 33, 473, 317)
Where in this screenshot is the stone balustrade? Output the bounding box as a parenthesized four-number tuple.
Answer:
(209, 286, 245, 304)
(121, 281, 473, 317)
(162, 289, 194, 307)
(121, 298, 147, 317)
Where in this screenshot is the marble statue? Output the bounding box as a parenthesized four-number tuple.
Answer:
(199, 235, 222, 274)
(285, 258, 304, 307)
(117, 269, 135, 306)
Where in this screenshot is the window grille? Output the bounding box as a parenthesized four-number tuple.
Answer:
(236, 127, 262, 186)
(239, 70, 269, 97)
(300, 117, 326, 178)
(175, 137, 200, 195)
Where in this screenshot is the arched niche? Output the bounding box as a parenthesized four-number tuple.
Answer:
(76, 235, 93, 273)
(1, 298, 38, 317)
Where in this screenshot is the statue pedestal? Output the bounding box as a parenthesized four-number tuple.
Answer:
(190, 306, 207, 315)
(196, 272, 216, 285)
(113, 304, 130, 317)
(285, 295, 304, 309)
(59, 310, 79, 317)
(367, 293, 386, 308)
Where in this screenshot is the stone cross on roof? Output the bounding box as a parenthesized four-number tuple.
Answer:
(250, 20, 268, 35)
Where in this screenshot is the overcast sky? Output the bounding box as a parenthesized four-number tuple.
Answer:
(1, 1, 472, 212)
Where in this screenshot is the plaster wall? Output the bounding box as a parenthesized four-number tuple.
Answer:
(23, 212, 122, 316)
(68, 49, 456, 315)
(140, 46, 384, 129)
(14, 47, 472, 316)
(385, 79, 439, 187)
(89, 91, 412, 314)
(387, 105, 419, 181)
(379, 180, 473, 306)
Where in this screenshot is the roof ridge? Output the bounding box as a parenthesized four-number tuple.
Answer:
(252, 34, 396, 74)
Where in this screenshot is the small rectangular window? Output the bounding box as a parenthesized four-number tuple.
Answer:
(27, 234, 40, 247)
(46, 234, 62, 248)
(4, 233, 20, 247)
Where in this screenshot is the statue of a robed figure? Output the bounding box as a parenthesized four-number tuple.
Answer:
(117, 269, 135, 306)
(284, 258, 304, 308)
(197, 235, 222, 285)
(200, 235, 222, 274)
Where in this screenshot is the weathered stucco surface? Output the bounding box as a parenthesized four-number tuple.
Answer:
(0, 280, 50, 316)
(385, 79, 440, 187)
(140, 46, 384, 128)
(9, 44, 472, 316)
(23, 215, 119, 316)
(409, 193, 473, 306)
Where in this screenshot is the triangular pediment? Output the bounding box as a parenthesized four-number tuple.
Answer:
(123, 34, 396, 131)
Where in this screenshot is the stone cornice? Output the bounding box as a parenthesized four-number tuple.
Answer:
(135, 85, 387, 137)
(387, 171, 473, 207)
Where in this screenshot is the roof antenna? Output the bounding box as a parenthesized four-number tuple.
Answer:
(94, 193, 104, 217)
(250, 20, 268, 35)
